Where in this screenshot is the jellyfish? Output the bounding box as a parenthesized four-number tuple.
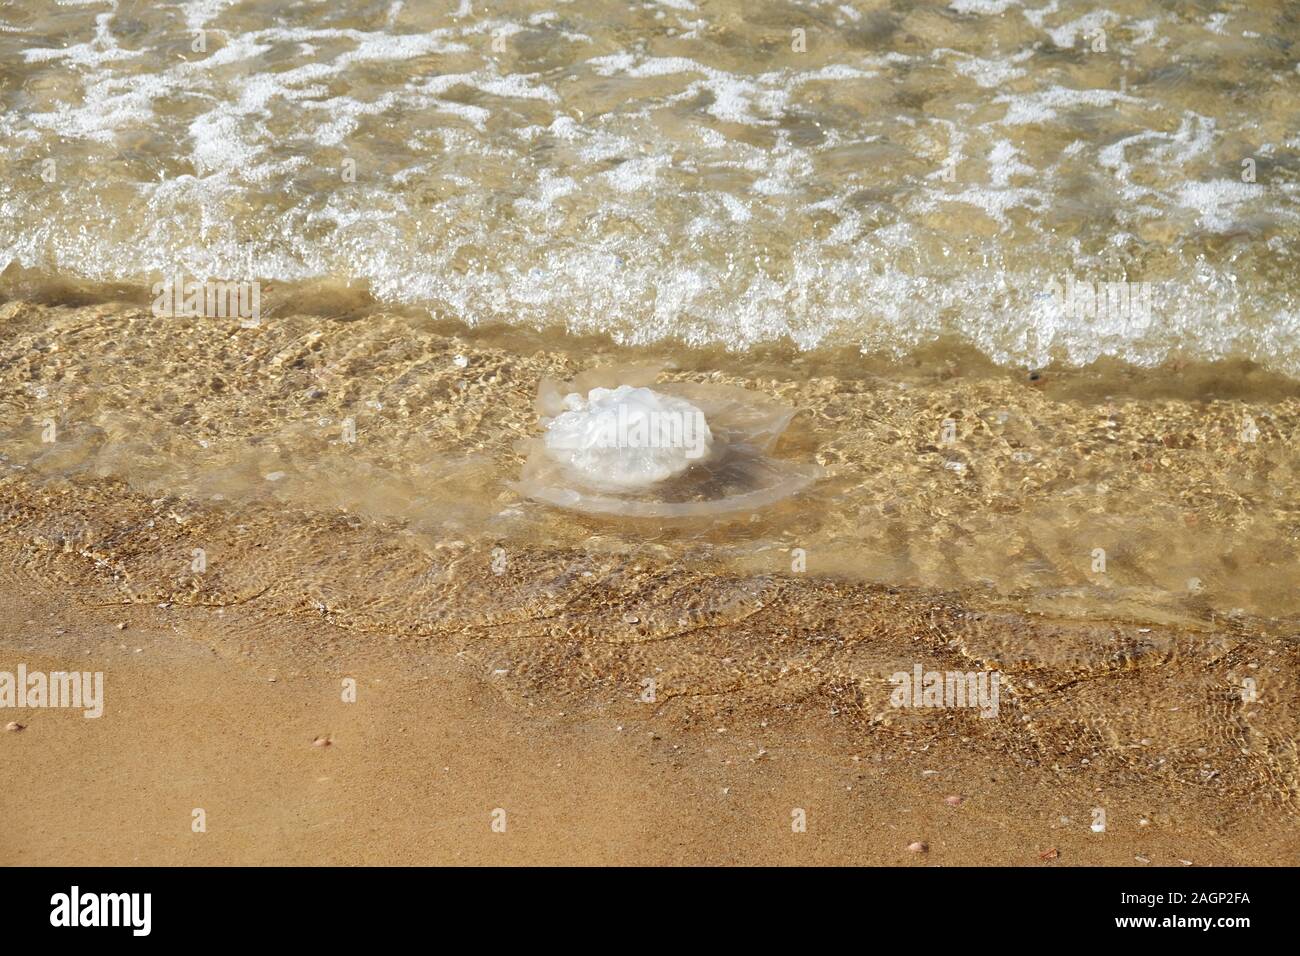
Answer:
(509, 364, 820, 517)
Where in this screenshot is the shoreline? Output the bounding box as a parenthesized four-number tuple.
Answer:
(0, 297, 1297, 865)
(6, 278, 1300, 396)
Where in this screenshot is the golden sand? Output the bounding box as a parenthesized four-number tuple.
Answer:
(0, 297, 1296, 864)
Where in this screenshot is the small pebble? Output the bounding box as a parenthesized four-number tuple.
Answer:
(116, 621, 127, 630)
(907, 841, 928, 853)
(312, 735, 331, 747)
(5, 721, 25, 732)
(1135, 855, 1151, 864)
(622, 612, 640, 624)
(944, 795, 963, 806)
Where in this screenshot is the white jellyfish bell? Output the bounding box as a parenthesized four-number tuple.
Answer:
(510, 364, 820, 517)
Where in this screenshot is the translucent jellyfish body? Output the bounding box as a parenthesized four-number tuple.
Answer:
(544, 385, 714, 490)
(510, 365, 820, 517)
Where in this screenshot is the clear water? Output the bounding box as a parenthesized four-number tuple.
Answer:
(2, 0, 1299, 371)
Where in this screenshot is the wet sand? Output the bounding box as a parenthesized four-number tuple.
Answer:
(1, 298, 1297, 865)
(3, 571, 1293, 866)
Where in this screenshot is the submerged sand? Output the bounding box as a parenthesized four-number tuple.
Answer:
(0, 297, 1297, 865)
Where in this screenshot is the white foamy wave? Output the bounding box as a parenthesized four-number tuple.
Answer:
(1, 0, 1298, 375)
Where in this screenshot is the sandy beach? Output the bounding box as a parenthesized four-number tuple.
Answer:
(2, 0, 1299, 870)
(2, 297, 1296, 866)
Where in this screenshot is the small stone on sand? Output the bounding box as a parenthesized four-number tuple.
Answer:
(5, 721, 25, 732)
(622, 612, 640, 624)
(312, 735, 331, 747)
(944, 795, 963, 806)
(907, 841, 928, 853)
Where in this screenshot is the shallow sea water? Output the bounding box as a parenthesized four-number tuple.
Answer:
(2, 0, 1299, 369)
(0, 3, 1297, 641)
(0, 298, 1296, 634)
